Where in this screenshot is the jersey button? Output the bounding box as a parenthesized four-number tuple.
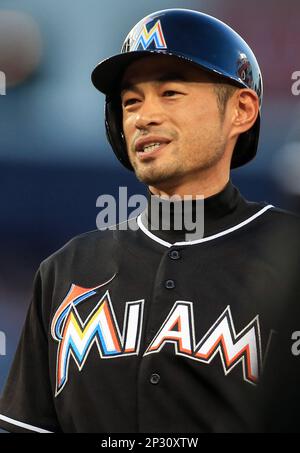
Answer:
(168, 250, 181, 260)
(165, 279, 176, 289)
(150, 373, 160, 385)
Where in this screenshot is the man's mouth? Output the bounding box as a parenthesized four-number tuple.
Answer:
(142, 142, 163, 153)
(134, 137, 171, 159)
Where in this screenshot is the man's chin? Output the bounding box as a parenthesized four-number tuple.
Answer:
(134, 166, 181, 187)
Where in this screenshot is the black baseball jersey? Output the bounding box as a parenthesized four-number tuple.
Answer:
(0, 181, 299, 433)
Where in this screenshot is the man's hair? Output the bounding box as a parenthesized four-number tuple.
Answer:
(214, 83, 238, 118)
(206, 70, 238, 119)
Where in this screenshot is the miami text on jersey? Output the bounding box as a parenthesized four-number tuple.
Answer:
(51, 283, 263, 396)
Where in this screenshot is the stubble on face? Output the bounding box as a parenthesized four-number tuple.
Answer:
(128, 117, 227, 189)
(131, 132, 227, 189)
(128, 129, 179, 185)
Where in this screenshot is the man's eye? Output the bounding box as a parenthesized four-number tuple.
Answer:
(123, 98, 139, 107)
(163, 90, 179, 97)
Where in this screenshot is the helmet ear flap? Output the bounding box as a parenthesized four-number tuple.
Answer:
(105, 96, 134, 170)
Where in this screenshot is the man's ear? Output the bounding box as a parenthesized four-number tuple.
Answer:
(229, 89, 259, 139)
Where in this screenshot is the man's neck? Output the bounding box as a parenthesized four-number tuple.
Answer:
(148, 168, 230, 199)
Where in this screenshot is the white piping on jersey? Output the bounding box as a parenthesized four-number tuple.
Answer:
(98, 216, 139, 232)
(0, 414, 53, 433)
(137, 205, 274, 248)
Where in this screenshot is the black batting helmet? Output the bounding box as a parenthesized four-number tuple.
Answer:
(92, 8, 263, 170)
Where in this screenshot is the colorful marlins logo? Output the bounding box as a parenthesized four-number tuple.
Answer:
(51, 274, 144, 396)
(51, 277, 264, 396)
(122, 19, 167, 52)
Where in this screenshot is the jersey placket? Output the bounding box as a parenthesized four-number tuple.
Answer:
(136, 244, 185, 432)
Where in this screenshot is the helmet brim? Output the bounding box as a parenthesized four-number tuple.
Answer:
(91, 49, 245, 96)
(92, 51, 167, 95)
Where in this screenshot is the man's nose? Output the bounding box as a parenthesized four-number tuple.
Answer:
(134, 96, 164, 130)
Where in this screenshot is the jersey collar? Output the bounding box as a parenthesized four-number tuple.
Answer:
(138, 180, 273, 246)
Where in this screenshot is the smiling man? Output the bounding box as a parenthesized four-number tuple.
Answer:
(120, 54, 257, 197)
(0, 9, 299, 433)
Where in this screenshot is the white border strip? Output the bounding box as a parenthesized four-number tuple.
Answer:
(137, 205, 274, 248)
(0, 414, 53, 433)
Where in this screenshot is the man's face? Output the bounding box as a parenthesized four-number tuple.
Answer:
(121, 55, 232, 189)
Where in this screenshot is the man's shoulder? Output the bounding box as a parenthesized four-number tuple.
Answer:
(40, 217, 138, 273)
(267, 205, 300, 220)
(263, 205, 300, 230)
(39, 229, 105, 273)
(256, 205, 300, 255)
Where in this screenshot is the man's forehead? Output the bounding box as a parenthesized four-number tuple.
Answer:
(120, 55, 210, 90)
(121, 71, 188, 93)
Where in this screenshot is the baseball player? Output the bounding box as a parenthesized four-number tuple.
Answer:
(0, 9, 299, 433)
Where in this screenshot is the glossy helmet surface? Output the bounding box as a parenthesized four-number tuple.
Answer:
(92, 9, 263, 169)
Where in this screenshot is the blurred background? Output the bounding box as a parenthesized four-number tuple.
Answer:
(0, 0, 300, 393)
